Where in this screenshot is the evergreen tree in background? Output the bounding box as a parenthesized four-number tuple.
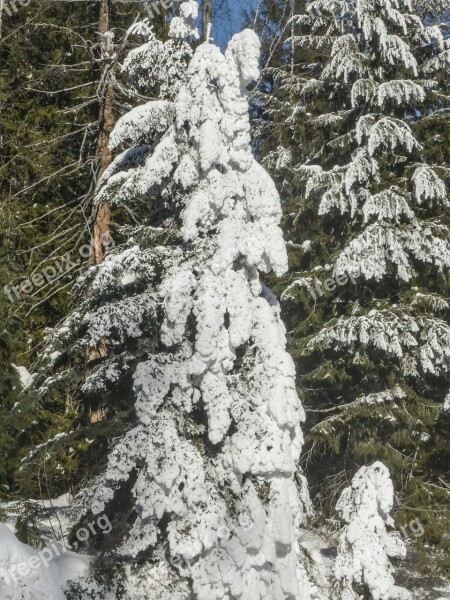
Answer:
(258, 0, 450, 569)
(0, 244, 23, 490)
(0, 0, 162, 498)
(13, 1, 196, 503)
(0, 0, 99, 495)
(250, 0, 308, 166)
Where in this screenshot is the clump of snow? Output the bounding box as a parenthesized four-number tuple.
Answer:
(109, 100, 174, 151)
(122, 1, 196, 102)
(169, 0, 199, 40)
(11, 364, 35, 390)
(443, 392, 450, 413)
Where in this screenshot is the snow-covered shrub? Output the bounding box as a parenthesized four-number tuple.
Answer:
(334, 462, 411, 600)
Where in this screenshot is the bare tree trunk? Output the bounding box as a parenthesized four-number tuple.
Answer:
(202, 0, 212, 41)
(87, 0, 116, 417)
(91, 0, 115, 266)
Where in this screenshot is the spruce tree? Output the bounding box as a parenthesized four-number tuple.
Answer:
(0, 0, 163, 499)
(21, 4, 318, 597)
(259, 0, 450, 562)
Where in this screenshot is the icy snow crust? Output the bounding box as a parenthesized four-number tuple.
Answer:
(334, 462, 411, 600)
(73, 7, 315, 600)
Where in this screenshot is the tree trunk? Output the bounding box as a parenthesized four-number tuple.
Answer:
(91, 0, 115, 266)
(0, 0, 4, 40)
(202, 0, 212, 41)
(87, 0, 116, 417)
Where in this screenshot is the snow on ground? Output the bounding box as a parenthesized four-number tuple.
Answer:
(1, 495, 448, 599)
(0, 494, 91, 598)
(396, 559, 450, 600)
(0, 523, 89, 600)
(1, 493, 74, 543)
(299, 526, 334, 598)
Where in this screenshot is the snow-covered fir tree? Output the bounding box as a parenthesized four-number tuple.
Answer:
(334, 462, 410, 600)
(257, 0, 450, 558)
(12, 3, 198, 502)
(17, 3, 320, 598)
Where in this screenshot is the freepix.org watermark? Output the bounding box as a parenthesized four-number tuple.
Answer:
(399, 518, 424, 540)
(1, 0, 30, 19)
(114, 0, 175, 21)
(3, 233, 114, 305)
(0, 514, 112, 586)
(1, 0, 173, 21)
(307, 247, 397, 302)
(144, 0, 174, 20)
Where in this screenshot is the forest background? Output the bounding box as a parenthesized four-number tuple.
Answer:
(0, 0, 449, 588)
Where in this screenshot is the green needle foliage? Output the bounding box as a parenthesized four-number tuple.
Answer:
(0, 0, 161, 501)
(256, 0, 450, 573)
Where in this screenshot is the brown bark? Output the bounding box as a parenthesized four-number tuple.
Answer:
(87, 0, 116, 420)
(91, 0, 115, 266)
(202, 0, 212, 42)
